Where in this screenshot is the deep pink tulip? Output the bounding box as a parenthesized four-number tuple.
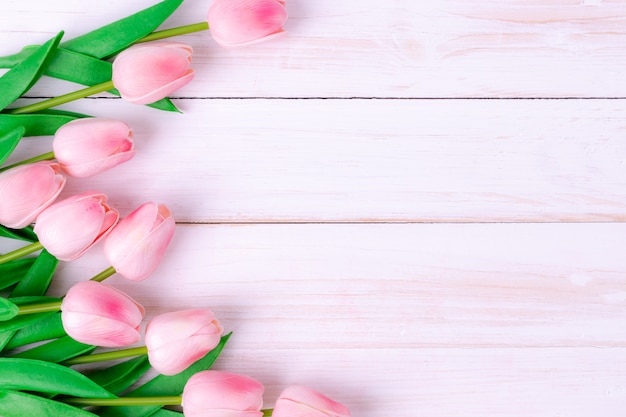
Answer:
(33, 191, 118, 261)
(208, 0, 288, 47)
(112, 42, 194, 105)
(272, 386, 351, 417)
(145, 309, 223, 375)
(61, 281, 145, 347)
(53, 118, 135, 178)
(182, 371, 265, 417)
(103, 202, 175, 281)
(0, 162, 65, 229)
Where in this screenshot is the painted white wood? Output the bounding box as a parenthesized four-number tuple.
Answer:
(6, 98, 626, 222)
(1, 0, 626, 97)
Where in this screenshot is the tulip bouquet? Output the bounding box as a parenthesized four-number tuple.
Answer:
(0, 1, 351, 416)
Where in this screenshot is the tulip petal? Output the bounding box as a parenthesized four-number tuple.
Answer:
(273, 386, 351, 417)
(62, 311, 141, 347)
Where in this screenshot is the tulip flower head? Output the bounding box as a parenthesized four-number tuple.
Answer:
(61, 281, 145, 347)
(112, 42, 194, 105)
(53, 118, 135, 178)
(145, 309, 223, 375)
(208, 0, 288, 47)
(33, 191, 118, 261)
(272, 386, 351, 417)
(0, 161, 66, 229)
(104, 202, 176, 281)
(182, 370, 265, 417)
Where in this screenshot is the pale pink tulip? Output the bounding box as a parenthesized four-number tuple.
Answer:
(112, 42, 194, 104)
(103, 202, 175, 281)
(145, 309, 223, 375)
(33, 191, 118, 261)
(61, 281, 145, 347)
(53, 118, 135, 178)
(182, 371, 264, 417)
(272, 386, 351, 417)
(0, 162, 65, 229)
(208, 0, 288, 47)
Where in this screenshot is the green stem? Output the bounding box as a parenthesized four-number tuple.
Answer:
(17, 300, 62, 315)
(0, 241, 43, 264)
(64, 346, 148, 365)
(65, 396, 182, 407)
(0, 151, 55, 172)
(136, 22, 209, 43)
(262, 409, 274, 417)
(6, 81, 115, 115)
(90, 266, 117, 282)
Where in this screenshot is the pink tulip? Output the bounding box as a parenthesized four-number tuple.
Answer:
(103, 202, 175, 281)
(112, 42, 194, 105)
(61, 281, 145, 347)
(207, 0, 288, 47)
(182, 371, 265, 417)
(145, 309, 223, 375)
(0, 162, 65, 229)
(53, 118, 135, 178)
(272, 386, 351, 417)
(33, 191, 118, 261)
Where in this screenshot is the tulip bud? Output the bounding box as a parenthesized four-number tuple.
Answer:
(61, 281, 145, 347)
(272, 386, 351, 417)
(182, 371, 265, 417)
(0, 162, 65, 229)
(145, 309, 223, 375)
(112, 42, 194, 105)
(208, 0, 288, 48)
(103, 202, 175, 281)
(33, 191, 118, 261)
(53, 118, 135, 178)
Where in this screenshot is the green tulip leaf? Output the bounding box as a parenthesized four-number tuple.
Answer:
(87, 355, 151, 395)
(0, 331, 15, 350)
(0, 298, 19, 321)
(4, 312, 64, 351)
(0, 32, 63, 112)
(61, 0, 184, 59)
(12, 335, 96, 363)
(0, 225, 37, 242)
(0, 112, 86, 137)
(0, 390, 99, 417)
(0, 358, 116, 398)
(10, 249, 58, 297)
(0, 258, 36, 291)
(0, 296, 61, 332)
(151, 410, 184, 417)
(98, 334, 231, 417)
(0, 126, 25, 166)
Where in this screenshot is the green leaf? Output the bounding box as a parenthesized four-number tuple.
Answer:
(0, 126, 25, 165)
(10, 249, 58, 297)
(0, 298, 19, 321)
(0, 225, 37, 242)
(4, 312, 64, 351)
(0, 258, 36, 291)
(12, 335, 96, 363)
(0, 331, 15, 350)
(0, 296, 60, 332)
(61, 0, 183, 59)
(99, 334, 231, 417)
(0, 112, 85, 137)
(0, 390, 98, 417)
(0, 358, 116, 398)
(151, 410, 184, 417)
(87, 355, 151, 395)
(0, 32, 63, 112)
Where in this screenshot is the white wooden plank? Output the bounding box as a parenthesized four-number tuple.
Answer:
(31, 223, 626, 348)
(6, 98, 625, 222)
(1, 0, 626, 97)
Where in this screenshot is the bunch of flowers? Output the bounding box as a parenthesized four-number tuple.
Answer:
(0, 1, 350, 416)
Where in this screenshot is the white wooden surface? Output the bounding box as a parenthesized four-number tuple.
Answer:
(2, 1, 626, 416)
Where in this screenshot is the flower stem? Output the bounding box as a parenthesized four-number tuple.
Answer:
(90, 266, 117, 282)
(0, 241, 43, 264)
(136, 22, 209, 43)
(0, 151, 55, 173)
(64, 346, 148, 365)
(262, 409, 274, 417)
(17, 300, 62, 315)
(65, 396, 182, 407)
(6, 81, 115, 115)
